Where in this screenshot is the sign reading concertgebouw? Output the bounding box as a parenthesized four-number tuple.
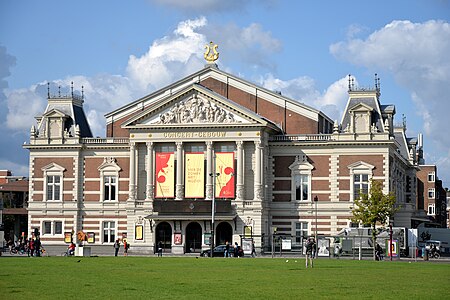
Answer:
(185, 153, 205, 198)
(155, 152, 175, 198)
(215, 152, 235, 198)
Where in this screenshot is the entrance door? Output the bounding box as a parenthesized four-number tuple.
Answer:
(185, 222, 202, 253)
(155, 222, 172, 252)
(216, 222, 233, 246)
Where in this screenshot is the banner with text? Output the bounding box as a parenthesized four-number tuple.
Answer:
(155, 152, 175, 198)
(215, 152, 235, 198)
(185, 153, 205, 198)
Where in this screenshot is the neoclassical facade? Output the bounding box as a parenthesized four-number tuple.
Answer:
(24, 58, 424, 254)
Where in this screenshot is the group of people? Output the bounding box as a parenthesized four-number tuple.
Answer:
(7, 237, 43, 257)
(113, 239, 131, 256)
(224, 241, 243, 257)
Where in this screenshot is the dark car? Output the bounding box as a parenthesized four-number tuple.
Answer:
(200, 244, 244, 257)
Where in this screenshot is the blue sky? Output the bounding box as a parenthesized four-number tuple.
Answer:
(1, 0, 449, 187)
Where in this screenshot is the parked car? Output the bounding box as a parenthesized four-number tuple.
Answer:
(200, 245, 244, 257)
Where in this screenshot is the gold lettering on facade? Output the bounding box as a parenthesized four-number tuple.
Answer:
(163, 132, 226, 139)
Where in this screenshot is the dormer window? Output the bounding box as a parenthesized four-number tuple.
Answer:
(348, 103, 374, 134)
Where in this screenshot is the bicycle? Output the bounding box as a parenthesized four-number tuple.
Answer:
(10, 247, 26, 255)
(61, 251, 75, 257)
(429, 250, 441, 259)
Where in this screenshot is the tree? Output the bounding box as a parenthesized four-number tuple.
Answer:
(351, 179, 397, 260)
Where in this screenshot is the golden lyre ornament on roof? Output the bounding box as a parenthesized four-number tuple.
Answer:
(204, 41, 219, 63)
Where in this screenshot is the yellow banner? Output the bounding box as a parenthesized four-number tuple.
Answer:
(155, 153, 175, 198)
(215, 152, 235, 198)
(185, 153, 205, 198)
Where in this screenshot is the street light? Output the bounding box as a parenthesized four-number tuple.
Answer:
(209, 154, 219, 257)
(314, 195, 318, 257)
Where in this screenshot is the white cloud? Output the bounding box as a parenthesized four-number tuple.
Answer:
(4, 17, 282, 139)
(331, 19, 450, 185)
(126, 17, 207, 92)
(201, 22, 282, 71)
(5, 86, 46, 130)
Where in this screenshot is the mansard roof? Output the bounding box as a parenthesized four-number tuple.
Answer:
(341, 93, 385, 133)
(36, 96, 93, 138)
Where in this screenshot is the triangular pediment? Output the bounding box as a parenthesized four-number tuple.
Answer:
(42, 109, 69, 118)
(347, 161, 375, 171)
(349, 103, 373, 113)
(41, 163, 66, 172)
(122, 84, 274, 129)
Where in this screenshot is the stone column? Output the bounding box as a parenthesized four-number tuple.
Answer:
(175, 142, 184, 200)
(236, 141, 244, 199)
(129, 142, 136, 200)
(254, 140, 263, 200)
(146, 142, 154, 200)
(206, 141, 213, 200)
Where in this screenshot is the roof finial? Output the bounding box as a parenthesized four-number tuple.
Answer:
(374, 73, 378, 90)
(81, 85, 84, 100)
(348, 74, 352, 91)
(204, 41, 219, 64)
(71, 81, 74, 97)
(47, 82, 50, 98)
(58, 85, 61, 97)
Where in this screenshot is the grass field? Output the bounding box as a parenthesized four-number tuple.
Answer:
(1, 256, 449, 299)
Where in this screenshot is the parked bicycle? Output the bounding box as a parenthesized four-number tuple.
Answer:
(10, 247, 26, 255)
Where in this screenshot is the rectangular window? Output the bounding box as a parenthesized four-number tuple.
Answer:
(43, 221, 52, 234)
(428, 172, 435, 182)
(103, 221, 115, 243)
(104, 176, 117, 201)
(428, 204, 435, 215)
(215, 144, 235, 152)
(294, 174, 309, 201)
(295, 222, 308, 244)
(47, 175, 61, 201)
(54, 221, 62, 234)
(353, 174, 369, 200)
(428, 188, 435, 199)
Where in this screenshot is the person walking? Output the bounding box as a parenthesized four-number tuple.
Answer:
(305, 238, 314, 268)
(251, 240, 257, 258)
(224, 241, 230, 258)
(157, 241, 163, 257)
(234, 242, 239, 258)
(113, 239, 120, 256)
(123, 240, 129, 256)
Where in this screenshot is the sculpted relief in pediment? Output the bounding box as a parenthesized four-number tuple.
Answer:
(153, 94, 244, 125)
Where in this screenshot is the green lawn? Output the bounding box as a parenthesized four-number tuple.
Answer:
(1, 256, 449, 299)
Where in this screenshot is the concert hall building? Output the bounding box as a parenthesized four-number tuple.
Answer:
(24, 49, 425, 255)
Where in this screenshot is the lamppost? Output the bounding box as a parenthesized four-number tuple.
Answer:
(210, 154, 219, 257)
(314, 195, 318, 257)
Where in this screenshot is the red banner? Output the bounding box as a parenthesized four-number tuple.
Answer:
(215, 152, 235, 198)
(155, 152, 175, 198)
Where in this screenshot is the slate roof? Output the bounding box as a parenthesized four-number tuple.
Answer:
(341, 97, 384, 132)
